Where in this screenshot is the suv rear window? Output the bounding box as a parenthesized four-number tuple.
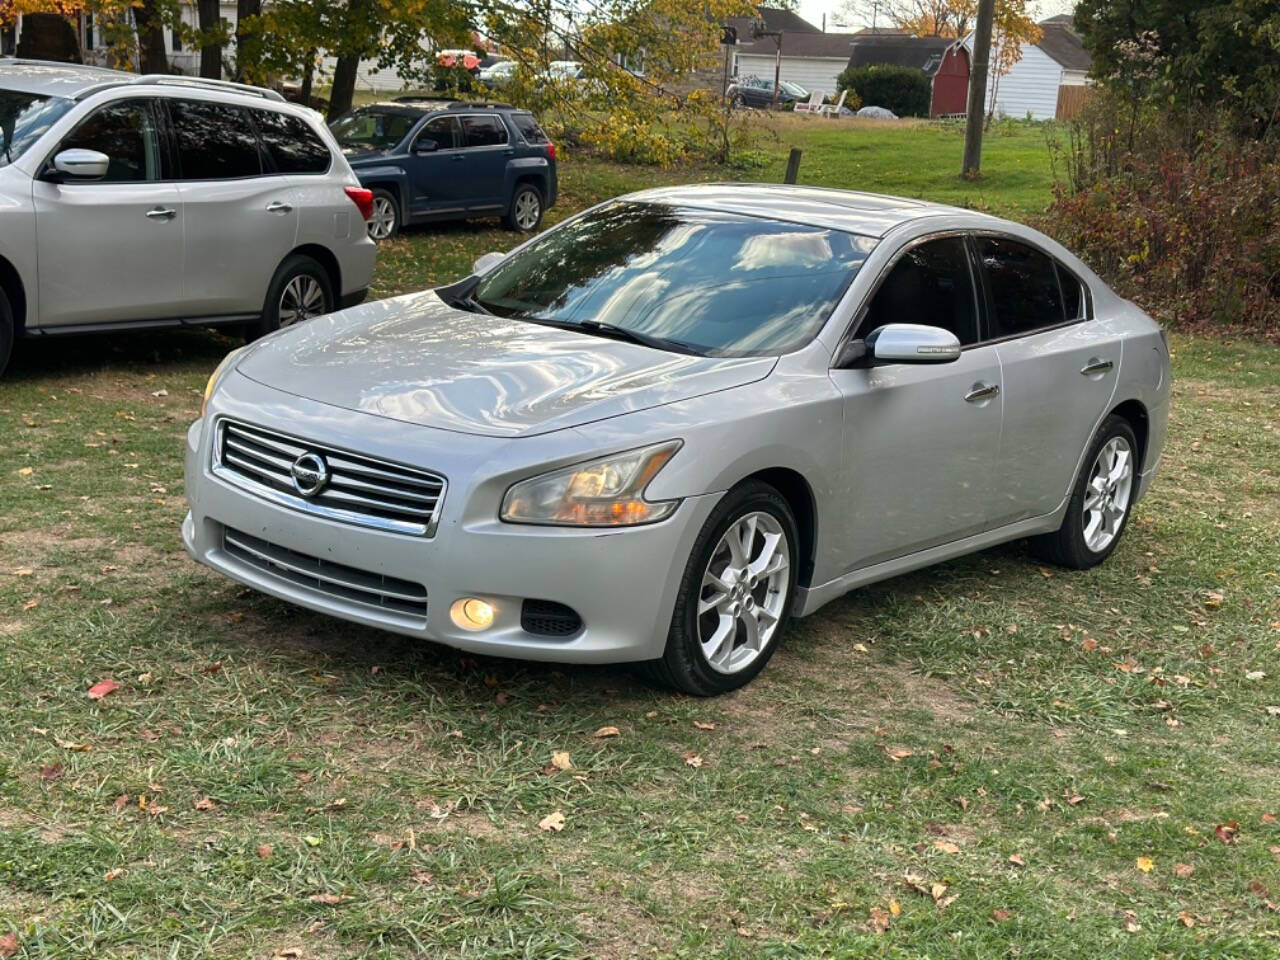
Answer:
(511, 113, 547, 144)
(253, 109, 330, 174)
(170, 100, 262, 180)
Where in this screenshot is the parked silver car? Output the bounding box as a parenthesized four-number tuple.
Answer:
(184, 184, 1171, 694)
(0, 59, 377, 375)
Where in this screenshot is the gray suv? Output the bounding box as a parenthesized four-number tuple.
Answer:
(0, 59, 378, 376)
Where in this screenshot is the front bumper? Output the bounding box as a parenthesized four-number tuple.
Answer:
(182, 390, 717, 664)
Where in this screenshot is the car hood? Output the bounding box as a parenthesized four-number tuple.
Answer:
(236, 291, 777, 438)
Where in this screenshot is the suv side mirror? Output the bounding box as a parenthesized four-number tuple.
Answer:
(472, 251, 505, 275)
(835, 323, 962, 368)
(413, 139, 439, 155)
(49, 148, 110, 182)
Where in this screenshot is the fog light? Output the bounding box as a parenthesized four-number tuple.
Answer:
(450, 597, 495, 631)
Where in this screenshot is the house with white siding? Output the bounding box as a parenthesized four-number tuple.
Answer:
(728, 7, 860, 98)
(963, 17, 1092, 121)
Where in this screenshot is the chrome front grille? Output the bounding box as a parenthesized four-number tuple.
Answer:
(223, 527, 428, 621)
(213, 420, 446, 537)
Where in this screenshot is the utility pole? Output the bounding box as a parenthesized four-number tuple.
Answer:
(961, 0, 995, 178)
(752, 20, 783, 110)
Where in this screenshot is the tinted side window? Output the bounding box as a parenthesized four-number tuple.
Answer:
(254, 109, 330, 174)
(170, 100, 262, 180)
(60, 100, 161, 183)
(860, 237, 979, 345)
(978, 237, 1065, 338)
(1058, 264, 1085, 320)
(460, 114, 507, 148)
(511, 113, 547, 144)
(414, 116, 457, 151)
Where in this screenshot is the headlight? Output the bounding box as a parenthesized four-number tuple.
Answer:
(501, 441, 682, 526)
(201, 349, 243, 418)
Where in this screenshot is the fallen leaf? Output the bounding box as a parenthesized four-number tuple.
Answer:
(271, 950, 302, 960)
(54, 737, 90, 752)
(1174, 863, 1194, 878)
(1136, 856, 1154, 873)
(1082, 637, 1098, 652)
(538, 810, 566, 832)
(693, 720, 716, 730)
(411, 870, 433, 885)
(17, 466, 33, 476)
(882, 746, 913, 761)
(550, 751, 572, 771)
(869, 905, 892, 934)
(991, 908, 1013, 922)
(104, 868, 124, 881)
(0, 933, 19, 958)
(1178, 911, 1195, 928)
(1266, 706, 1280, 717)
(1215, 821, 1240, 845)
(194, 796, 215, 811)
(853, 642, 869, 653)
(1124, 910, 1142, 933)
(87, 678, 119, 700)
(684, 752, 704, 768)
(934, 840, 961, 855)
(1065, 792, 1085, 806)
(1008, 853, 1025, 867)
(593, 726, 620, 738)
(1037, 566, 1054, 578)
(257, 843, 273, 859)
(13, 568, 33, 577)
(39, 762, 64, 781)
(22, 598, 39, 611)
(888, 898, 901, 917)
(308, 893, 347, 905)
(303, 835, 322, 847)
(1246, 670, 1266, 681)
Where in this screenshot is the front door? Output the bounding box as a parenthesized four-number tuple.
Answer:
(32, 97, 185, 326)
(974, 236, 1122, 526)
(167, 98, 300, 317)
(404, 115, 461, 217)
(829, 235, 1003, 572)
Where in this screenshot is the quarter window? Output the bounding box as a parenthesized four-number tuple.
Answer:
(414, 116, 458, 151)
(460, 114, 507, 148)
(511, 112, 548, 144)
(57, 99, 162, 183)
(169, 99, 262, 180)
(1058, 264, 1085, 320)
(253, 109, 331, 174)
(977, 237, 1067, 339)
(859, 236, 979, 346)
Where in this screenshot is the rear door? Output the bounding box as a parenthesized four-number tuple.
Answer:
(167, 97, 299, 317)
(32, 97, 185, 326)
(456, 113, 510, 209)
(978, 236, 1122, 526)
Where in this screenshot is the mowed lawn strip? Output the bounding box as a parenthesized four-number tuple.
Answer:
(2, 129, 1278, 958)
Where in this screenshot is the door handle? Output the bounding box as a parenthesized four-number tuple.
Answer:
(964, 382, 1000, 403)
(266, 201, 293, 213)
(1080, 357, 1114, 375)
(145, 206, 176, 220)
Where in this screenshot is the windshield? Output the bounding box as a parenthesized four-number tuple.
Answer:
(328, 108, 417, 152)
(0, 90, 74, 167)
(472, 201, 876, 357)
(781, 80, 808, 97)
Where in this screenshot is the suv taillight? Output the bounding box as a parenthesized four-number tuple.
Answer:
(545, 142, 556, 160)
(344, 186, 374, 221)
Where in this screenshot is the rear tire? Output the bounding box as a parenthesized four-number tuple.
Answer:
(504, 183, 543, 233)
(1029, 415, 1138, 569)
(642, 481, 799, 696)
(367, 188, 399, 241)
(0, 287, 12, 379)
(248, 254, 334, 342)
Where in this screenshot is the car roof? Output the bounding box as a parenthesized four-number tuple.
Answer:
(0, 57, 288, 105)
(622, 183, 1001, 238)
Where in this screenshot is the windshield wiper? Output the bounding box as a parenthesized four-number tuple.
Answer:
(445, 294, 491, 315)
(574, 320, 703, 355)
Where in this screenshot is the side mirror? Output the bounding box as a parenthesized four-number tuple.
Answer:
(413, 139, 439, 155)
(50, 148, 110, 181)
(472, 251, 505, 275)
(866, 323, 962, 364)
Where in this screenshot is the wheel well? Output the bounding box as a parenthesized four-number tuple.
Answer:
(512, 175, 544, 201)
(0, 256, 26, 333)
(746, 467, 817, 587)
(365, 181, 400, 206)
(291, 244, 341, 301)
(1109, 399, 1149, 472)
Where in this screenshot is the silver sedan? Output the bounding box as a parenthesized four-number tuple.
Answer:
(183, 184, 1171, 694)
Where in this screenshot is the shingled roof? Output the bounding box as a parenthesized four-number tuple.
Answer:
(845, 35, 955, 75)
(1035, 21, 1091, 72)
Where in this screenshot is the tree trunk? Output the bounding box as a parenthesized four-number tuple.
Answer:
(328, 54, 360, 121)
(234, 0, 261, 81)
(961, 0, 995, 178)
(198, 0, 221, 79)
(134, 0, 169, 74)
(299, 51, 316, 106)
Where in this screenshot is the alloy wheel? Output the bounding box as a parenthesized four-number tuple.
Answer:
(278, 275, 326, 327)
(697, 511, 791, 675)
(368, 196, 397, 240)
(1082, 436, 1133, 552)
(514, 190, 540, 231)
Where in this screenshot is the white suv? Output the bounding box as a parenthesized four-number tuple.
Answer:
(0, 59, 378, 376)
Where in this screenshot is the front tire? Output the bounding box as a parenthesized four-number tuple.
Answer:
(1030, 415, 1138, 569)
(367, 188, 399, 241)
(0, 286, 13, 379)
(504, 183, 543, 233)
(248, 254, 334, 342)
(644, 481, 799, 695)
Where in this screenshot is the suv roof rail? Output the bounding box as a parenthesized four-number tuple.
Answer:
(391, 95, 518, 110)
(74, 73, 287, 103)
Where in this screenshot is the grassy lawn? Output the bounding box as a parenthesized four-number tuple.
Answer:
(2, 124, 1279, 958)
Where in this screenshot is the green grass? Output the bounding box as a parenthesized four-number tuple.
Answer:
(2, 126, 1278, 958)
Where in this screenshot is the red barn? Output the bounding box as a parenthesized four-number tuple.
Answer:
(927, 43, 970, 116)
(845, 36, 972, 117)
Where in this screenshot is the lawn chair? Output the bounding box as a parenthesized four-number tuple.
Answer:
(794, 89, 824, 113)
(819, 89, 848, 118)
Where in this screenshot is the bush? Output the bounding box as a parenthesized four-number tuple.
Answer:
(836, 65, 930, 117)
